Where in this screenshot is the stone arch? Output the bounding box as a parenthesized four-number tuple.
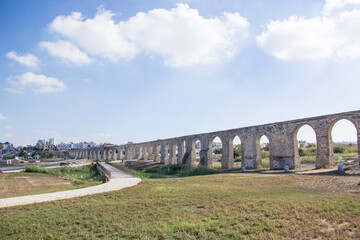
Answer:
(149, 144, 154, 161)
(329, 118, 359, 164)
(229, 134, 242, 167)
(192, 138, 202, 166)
(155, 143, 161, 162)
(179, 139, 186, 165)
(170, 142, 177, 165)
(108, 148, 112, 160)
(209, 135, 222, 168)
(166, 142, 170, 160)
(132, 146, 135, 159)
(255, 133, 271, 169)
(161, 142, 169, 164)
(99, 150, 103, 160)
(293, 123, 317, 169)
(138, 146, 143, 160)
(143, 145, 148, 160)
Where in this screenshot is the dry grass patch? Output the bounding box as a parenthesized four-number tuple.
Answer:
(0, 165, 102, 198)
(0, 172, 79, 198)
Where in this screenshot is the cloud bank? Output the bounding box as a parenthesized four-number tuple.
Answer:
(47, 4, 250, 67)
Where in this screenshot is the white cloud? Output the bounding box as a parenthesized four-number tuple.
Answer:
(6, 72, 66, 94)
(49, 7, 138, 62)
(6, 51, 40, 68)
(3, 133, 13, 138)
(323, 0, 360, 15)
(39, 40, 93, 65)
(0, 114, 8, 120)
(48, 4, 249, 67)
(256, 2, 360, 60)
(4, 125, 12, 129)
(123, 4, 249, 67)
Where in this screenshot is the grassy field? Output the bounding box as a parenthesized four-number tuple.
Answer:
(0, 165, 102, 199)
(1, 171, 359, 239)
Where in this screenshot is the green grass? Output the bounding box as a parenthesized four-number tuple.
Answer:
(1, 173, 359, 239)
(261, 158, 270, 169)
(25, 164, 102, 184)
(300, 156, 317, 164)
(120, 164, 217, 179)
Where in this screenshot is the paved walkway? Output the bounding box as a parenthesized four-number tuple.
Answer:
(0, 163, 141, 208)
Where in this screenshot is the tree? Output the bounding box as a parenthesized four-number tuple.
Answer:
(214, 148, 222, 154)
(261, 143, 270, 151)
(233, 149, 241, 158)
(307, 143, 316, 148)
(333, 145, 345, 154)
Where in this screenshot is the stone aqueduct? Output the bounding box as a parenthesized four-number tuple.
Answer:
(69, 110, 360, 170)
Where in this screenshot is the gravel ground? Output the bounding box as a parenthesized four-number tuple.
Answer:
(292, 166, 360, 193)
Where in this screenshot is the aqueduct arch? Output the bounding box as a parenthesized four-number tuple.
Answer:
(71, 110, 360, 170)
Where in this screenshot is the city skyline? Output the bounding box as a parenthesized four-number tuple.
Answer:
(1, 0, 360, 146)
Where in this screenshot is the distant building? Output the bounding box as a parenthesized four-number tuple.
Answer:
(212, 142, 222, 148)
(0, 142, 13, 153)
(36, 137, 56, 150)
(103, 143, 115, 147)
(49, 137, 55, 146)
(298, 140, 308, 148)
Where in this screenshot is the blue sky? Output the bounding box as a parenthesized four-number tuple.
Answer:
(1, 0, 359, 146)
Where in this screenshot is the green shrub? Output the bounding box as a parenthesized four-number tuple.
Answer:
(298, 147, 317, 156)
(233, 149, 241, 158)
(334, 145, 345, 153)
(25, 165, 47, 173)
(261, 150, 269, 158)
(299, 148, 305, 156)
(214, 148, 222, 154)
(307, 143, 317, 148)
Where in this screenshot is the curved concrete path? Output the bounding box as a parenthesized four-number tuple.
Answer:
(0, 163, 141, 208)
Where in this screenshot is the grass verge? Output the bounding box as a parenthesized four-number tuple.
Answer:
(25, 164, 102, 184)
(119, 164, 217, 179)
